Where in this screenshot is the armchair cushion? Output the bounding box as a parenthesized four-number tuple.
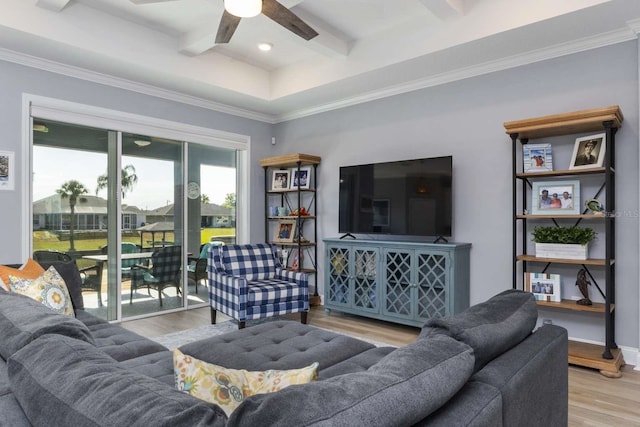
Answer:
(247, 279, 306, 307)
(221, 244, 279, 281)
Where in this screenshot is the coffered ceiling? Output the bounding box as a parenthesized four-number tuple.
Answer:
(1, 0, 639, 122)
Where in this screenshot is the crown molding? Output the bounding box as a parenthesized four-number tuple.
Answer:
(0, 47, 276, 124)
(275, 26, 638, 123)
(1, 24, 637, 126)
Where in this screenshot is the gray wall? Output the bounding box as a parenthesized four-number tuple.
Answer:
(274, 41, 639, 351)
(0, 59, 273, 262)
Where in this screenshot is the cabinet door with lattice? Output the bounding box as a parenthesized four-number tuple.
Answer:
(352, 247, 379, 313)
(415, 250, 450, 322)
(382, 248, 415, 321)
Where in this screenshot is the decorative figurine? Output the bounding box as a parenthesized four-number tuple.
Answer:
(575, 268, 592, 305)
(585, 198, 604, 215)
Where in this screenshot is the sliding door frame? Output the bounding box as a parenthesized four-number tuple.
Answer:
(21, 94, 250, 320)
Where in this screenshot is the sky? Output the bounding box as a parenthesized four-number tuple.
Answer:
(33, 146, 236, 210)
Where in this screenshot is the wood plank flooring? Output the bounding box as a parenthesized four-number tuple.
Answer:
(122, 306, 640, 426)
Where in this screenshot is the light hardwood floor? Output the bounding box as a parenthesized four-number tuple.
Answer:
(122, 306, 640, 426)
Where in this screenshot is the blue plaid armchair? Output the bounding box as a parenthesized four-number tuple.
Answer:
(208, 243, 309, 329)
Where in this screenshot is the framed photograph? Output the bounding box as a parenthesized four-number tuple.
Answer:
(372, 199, 390, 227)
(531, 180, 580, 215)
(290, 166, 311, 189)
(0, 151, 15, 191)
(271, 170, 290, 191)
(523, 143, 552, 172)
(569, 133, 606, 170)
(273, 219, 297, 243)
(525, 272, 561, 302)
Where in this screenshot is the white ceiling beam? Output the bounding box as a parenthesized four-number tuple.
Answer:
(35, 0, 72, 12)
(129, 0, 179, 4)
(179, 25, 216, 56)
(292, 8, 350, 58)
(419, 0, 468, 21)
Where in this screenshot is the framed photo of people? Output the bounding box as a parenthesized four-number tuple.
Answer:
(523, 143, 553, 172)
(0, 151, 15, 191)
(531, 180, 580, 215)
(273, 219, 296, 243)
(525, 272, 561, 302)
(290, 166, 311, 190)
(271, 170, 290, 191)
(569, 133, 606, 170)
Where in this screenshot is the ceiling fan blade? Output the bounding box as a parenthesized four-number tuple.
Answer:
(216, 10, 242, 44)
(261, 0, 319, 41)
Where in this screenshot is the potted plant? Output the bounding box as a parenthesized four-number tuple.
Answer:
(531, 226, 596, 260)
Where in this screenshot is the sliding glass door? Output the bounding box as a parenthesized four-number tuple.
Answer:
(32, 117, 240, 321)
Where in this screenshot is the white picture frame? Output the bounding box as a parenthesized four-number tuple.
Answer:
(290, 166, 311, 189)
(569, 133, 606, 170)
(523, 143, 553, 172)
(271, 170, 290, 191)
(525, 272, 561, 302)
(0, 151, 15, 191)
(531, 180, 580, 215)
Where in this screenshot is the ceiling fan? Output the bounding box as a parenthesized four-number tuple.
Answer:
(130, 0, 318, 44)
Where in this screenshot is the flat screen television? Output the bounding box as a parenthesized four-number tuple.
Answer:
(339, 156, 452, 239)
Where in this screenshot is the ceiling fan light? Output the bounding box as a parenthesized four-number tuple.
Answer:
(134, 140, 151, 147)
(224, 0, 261, 18)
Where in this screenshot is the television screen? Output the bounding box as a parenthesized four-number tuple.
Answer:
(339, 156, 452, 238)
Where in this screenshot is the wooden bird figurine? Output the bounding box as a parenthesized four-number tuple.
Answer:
(575, 268, 592, 306)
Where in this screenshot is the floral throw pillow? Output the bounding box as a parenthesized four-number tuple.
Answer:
(173, 348, 318, 416)
(0, 258, 45, 291)
(9, 266, 75, 317)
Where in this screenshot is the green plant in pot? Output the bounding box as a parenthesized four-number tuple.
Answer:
(531, 226, 596, 260)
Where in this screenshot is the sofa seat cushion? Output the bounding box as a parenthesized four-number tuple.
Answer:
(420, 289, 537, 372)
(8, 334, 227, 427)
(76, 310, 168, 361)
(179, 320, 375, 372)
(221, 243, 278, 280)
(0, 290, 95, 360)
(246, 279, 305, 306)
(227, 334, 475, 427)
(118, 350, 174, 386)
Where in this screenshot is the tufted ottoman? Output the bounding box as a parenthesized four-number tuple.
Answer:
(178, 320, 396, 378)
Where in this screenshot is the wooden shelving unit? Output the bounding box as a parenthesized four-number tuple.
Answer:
(260, 153, 321, 306)
(505, 106, 624, 378)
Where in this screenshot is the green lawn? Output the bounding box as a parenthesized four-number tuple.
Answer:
(33, 228, 236, 254)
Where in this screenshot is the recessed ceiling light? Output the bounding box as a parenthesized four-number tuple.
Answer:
(258, 42, 273, 52)
(134, 140, 151, 147)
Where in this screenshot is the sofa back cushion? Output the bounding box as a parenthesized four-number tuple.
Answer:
(8, 334, 228, 427)
(227, 334, 474, 427)
(0, 290, 94, 360)
(420, 289, 537, 372)
(221, 244, 279, 281)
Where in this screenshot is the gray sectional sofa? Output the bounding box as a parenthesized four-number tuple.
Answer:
(0, 261, 568, 426)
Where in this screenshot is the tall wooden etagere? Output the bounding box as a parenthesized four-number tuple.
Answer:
(260, 153, 321, 305)
(504, 106, 624, 377)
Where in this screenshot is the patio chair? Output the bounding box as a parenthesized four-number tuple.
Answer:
(187, 241, 223, 294)
(33, 250, 103, 307)
(100, 242, 142, 279)
(130, 245, 182, 307)
(208, 243, 309, 329)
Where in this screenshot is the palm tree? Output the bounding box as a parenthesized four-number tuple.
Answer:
(223, 193, 236, 209)
(201, 194, 210, 204)
(56, 180, 89, 251)
(96, 164, 138, 198)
